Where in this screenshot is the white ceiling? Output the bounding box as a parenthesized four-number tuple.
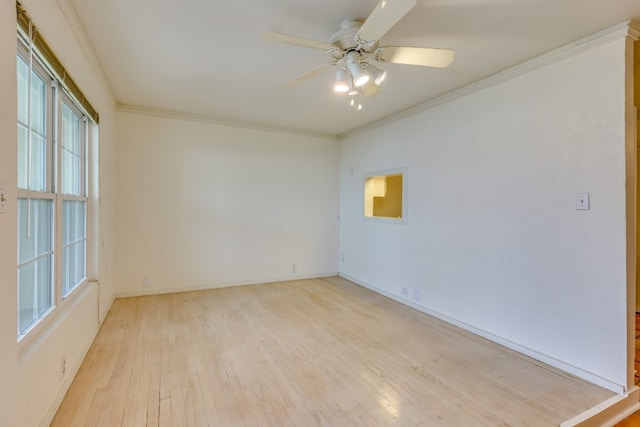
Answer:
(67, 0, 640, 137)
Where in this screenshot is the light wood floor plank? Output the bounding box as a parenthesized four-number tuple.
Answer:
(52, 277, 614, 426)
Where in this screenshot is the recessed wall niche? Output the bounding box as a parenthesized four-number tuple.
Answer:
(363, 168, 407, 224)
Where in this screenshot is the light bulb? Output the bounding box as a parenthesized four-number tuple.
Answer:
(353, 74, 370, 87)
(334, 69, 349, 93)
(367, 64, 387, 86)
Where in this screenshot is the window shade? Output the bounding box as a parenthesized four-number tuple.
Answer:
(16, 1, 100, 124)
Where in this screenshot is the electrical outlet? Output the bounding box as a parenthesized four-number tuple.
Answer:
(60, 357, 67, 379)
(401, 287, 409, 297)
(0, 181, 7, 214)
(141, 276, 150, 288)
(412, 289, 421, 302)
(290, 264, 297, 273)
(340, 252, 345, 262)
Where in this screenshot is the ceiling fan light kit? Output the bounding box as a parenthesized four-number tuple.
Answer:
(264, 0, 455, 109)
(346, 51, 370, 87)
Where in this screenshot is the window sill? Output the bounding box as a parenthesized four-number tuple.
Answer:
(17, 278, 94, 363)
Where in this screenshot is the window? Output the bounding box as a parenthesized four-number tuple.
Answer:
(60, 100, 87, 296)
(17, 34, 89, 339)
(364, 168, 408, 224)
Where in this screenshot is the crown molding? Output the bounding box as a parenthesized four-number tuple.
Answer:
(54, 0, 117, 109)
(117, 104, 340, 141)
(628, 20, 640, 40)
(341, 21, 638, 140)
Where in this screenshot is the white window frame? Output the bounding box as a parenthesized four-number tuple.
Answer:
(58, 93, 88, 299)
(17, 33, 92, 343)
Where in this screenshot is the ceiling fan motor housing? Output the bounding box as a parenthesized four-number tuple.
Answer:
(329, 19, 379, 59)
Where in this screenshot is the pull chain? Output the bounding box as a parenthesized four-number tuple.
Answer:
(26, 20, 33, 238)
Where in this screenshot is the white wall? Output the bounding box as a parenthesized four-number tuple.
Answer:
(0, 0, 118, 426)
(0, 0, 19, 425)
(340, 37, 631, 392)
(115, 112, 340, 295)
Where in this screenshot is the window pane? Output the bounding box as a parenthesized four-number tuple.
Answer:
(17, 57, 28, 124)
(62, 150, 81, 195)
(30, 72, 46, 135)
(18, 261, 36, 333)
(62, 241, 86, 296)
(29, 133, 47, 191)
(17, 124, 28, 189)
(37, 256, 53, 315)
(17, 125, 48, 192)
(62, 200, 85, 244)
(18, 199, 36, 261)
(17, 198, 54, 336)
(17, 55, 48, 192)
(18, 198, 53, 263)
(63, 105, 80, 153)
(62, 104, 83, 196)
(62, 201, 86, 295)
(18, 255, 53, 336)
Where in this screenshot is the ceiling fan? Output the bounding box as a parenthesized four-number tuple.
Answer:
(264, 0, 455, 108)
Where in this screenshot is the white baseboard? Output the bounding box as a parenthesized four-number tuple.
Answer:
(339, 273, 626, 395)
(99, 293, 115, 325)
(114, 272, 339, 299)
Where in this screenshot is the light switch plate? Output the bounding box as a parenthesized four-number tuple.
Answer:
(576, 193, 590, 210)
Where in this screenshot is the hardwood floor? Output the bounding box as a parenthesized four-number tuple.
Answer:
(52, 277, 614, 426)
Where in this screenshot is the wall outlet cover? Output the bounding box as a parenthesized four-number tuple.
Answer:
(0, 182, 7, 214)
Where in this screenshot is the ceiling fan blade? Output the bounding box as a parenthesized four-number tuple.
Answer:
(377, 46, 455, 68)
(284, 62, 334, 88)
(357, 0, 417, 43)
(263, 32, 335, 51)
